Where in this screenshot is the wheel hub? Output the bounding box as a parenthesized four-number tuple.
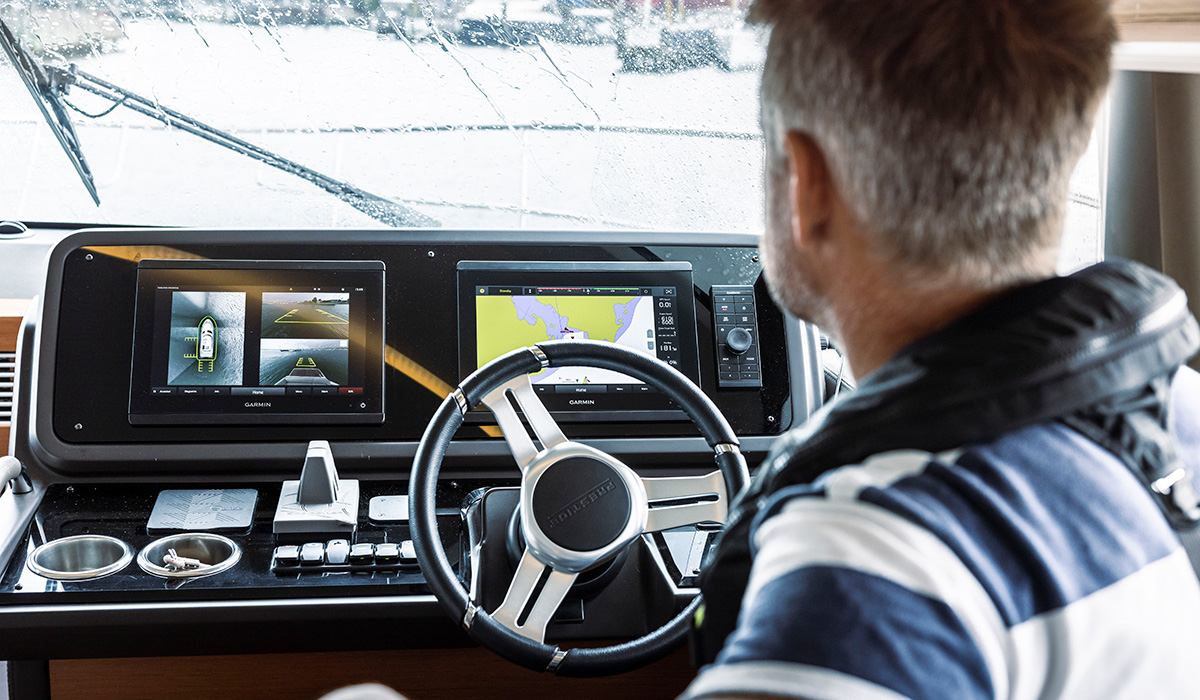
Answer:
(531, 456, 632, 552)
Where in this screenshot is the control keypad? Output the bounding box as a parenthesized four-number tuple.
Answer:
(711, 285, 763, 388)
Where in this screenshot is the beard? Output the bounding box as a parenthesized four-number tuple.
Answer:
(760, 168, 836, 335)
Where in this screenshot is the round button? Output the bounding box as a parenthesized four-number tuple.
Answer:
(726, 327, 753, 354)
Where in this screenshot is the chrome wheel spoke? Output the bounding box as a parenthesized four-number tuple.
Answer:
(641, 470, 728, 532)
(481, 375, 568, 472)
(490, 547, 579, 643)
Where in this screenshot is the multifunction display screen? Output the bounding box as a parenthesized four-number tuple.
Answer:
(129, 260, 385, 425)
(458, 261, 700, 419)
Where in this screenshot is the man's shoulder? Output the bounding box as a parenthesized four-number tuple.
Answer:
(752, 421, 1183, 624)
(689, 421, 1200, 700)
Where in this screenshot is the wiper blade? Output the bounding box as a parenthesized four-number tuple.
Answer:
(0, 22, 438, 229)
(61, 67, 438, 228)
(0, 18, 100, 205)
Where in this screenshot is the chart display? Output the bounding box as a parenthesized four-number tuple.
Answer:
(475, 286, 681, 387)
(459, 262, 699, 418)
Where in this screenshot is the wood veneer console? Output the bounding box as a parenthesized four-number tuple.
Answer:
(0, 299, 29, 458)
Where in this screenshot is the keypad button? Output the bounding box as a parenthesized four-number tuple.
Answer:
(273, 545, 300, 567)
(299, 542, 324, 566)
(349, 543, 375, 565)
(374, 542, 400, 565)
(325, 539, 351, 565)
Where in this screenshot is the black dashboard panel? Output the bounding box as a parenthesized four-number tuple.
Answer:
(0, 228, 826, 663)
(36, 231, 803, 474)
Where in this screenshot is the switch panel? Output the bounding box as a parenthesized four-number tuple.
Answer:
(711, 285, 763, 388)
(272, 540, 420, 575)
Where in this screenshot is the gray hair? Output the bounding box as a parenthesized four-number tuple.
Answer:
(753, 0, 1116, 284)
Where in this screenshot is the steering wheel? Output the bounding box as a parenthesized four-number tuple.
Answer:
(409, 340, 749, 677)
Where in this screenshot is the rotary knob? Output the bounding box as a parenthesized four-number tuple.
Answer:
(725, 327, 753, 355)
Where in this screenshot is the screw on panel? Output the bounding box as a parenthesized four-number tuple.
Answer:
(427, 250, 435, 257)
(751, 255, 759, 263)
(74, 423, 83, 430)
(767, 416, 776, 422)
(85, 254, 93, 261)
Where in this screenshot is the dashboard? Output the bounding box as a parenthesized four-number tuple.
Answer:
(0, 228, 824, 669)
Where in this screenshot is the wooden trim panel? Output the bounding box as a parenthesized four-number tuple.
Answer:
(51, 646, 696, 700)
(1, 299, 28, 458)
(0, 298, 28, 353)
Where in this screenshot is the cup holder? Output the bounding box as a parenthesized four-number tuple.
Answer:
(137, 533, 242, 579)
(27, 535, 134, 581)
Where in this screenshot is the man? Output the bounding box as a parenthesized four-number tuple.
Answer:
(684, 1, 1200, 699)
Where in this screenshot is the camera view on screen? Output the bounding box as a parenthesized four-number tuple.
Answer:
(167, 291, 246, 386)
(130, 259, 385, 425)
(261, 292, 351, 339)
(259, 339, 349, 387)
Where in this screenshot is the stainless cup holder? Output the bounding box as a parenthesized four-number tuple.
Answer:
(137, 533, 241, 579)
(27, 535, 134, 581)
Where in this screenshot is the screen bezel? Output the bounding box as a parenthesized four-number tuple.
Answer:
(128, 259, 385, 425)
(457, 261, 700, 420)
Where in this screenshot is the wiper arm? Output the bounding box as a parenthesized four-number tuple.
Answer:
(0, 18, 99, 205)
(61, 67, 439, 227)
(0, 20, 438, 228)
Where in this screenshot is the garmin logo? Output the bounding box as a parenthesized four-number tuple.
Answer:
(568, 399, 595, 406)
(546, 479, 616, 529)
(244, 402, 272, 408)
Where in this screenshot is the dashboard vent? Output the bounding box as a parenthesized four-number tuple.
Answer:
(0, 351, 14, 425)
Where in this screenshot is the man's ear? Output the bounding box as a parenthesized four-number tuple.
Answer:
(784, 131, 834, 254)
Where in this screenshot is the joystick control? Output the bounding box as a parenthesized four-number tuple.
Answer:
(725, 327, 753, 355)
(272, 440, 360, 543)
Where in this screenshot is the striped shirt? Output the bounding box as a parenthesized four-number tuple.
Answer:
(684, 369, 1200, 700)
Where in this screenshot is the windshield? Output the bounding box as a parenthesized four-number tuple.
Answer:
(0, 0, 767, 231)
(0, 0, 1102, 258)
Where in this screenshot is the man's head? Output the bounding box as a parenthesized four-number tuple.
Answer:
(751, 0, 1116, 328)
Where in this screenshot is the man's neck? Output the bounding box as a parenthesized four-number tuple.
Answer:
(829, 263, 1051, 379)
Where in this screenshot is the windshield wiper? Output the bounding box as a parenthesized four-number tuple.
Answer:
(0, 19, 438, 228)
(0, 19, 99, 205)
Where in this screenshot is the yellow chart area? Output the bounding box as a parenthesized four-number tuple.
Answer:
(476, 295, 634, 368)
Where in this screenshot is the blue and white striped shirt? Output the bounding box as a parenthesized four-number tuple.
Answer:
(684, 369, 1200, 700)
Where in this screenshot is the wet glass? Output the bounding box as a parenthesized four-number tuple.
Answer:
(0, 0, 1102, 267)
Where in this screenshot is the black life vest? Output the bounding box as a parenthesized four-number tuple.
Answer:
(692, 260, 1200, 664)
